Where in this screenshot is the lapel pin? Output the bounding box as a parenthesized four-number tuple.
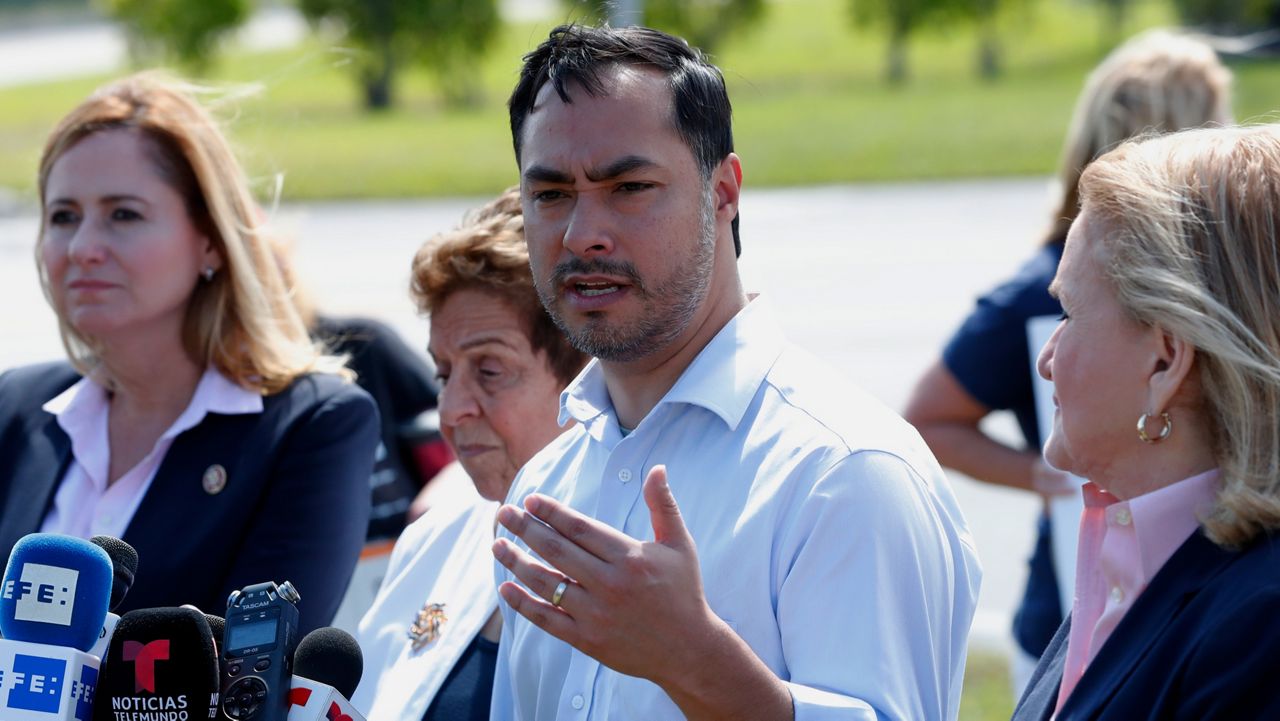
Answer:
(202, 464, 228, 495)
(408, 602, 447, 651)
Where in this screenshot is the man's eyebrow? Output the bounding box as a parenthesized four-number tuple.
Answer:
(522, 155, 658, 185)
(586, 155, 656, 182)
(523, 165, 574, 185)
(1047, 277, 1062, 299)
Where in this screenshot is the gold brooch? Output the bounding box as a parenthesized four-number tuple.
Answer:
(408, 602, 447, 651)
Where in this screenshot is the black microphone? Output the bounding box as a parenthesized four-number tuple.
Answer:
(205, 614, 226, 651)
(295, 627, 362, 699)
(287, 627, 366, 720)
(93, 607, 220, 721)
(87, 535, 139, 658)
(88, 536, 137, 613)
(180, 605, 227, 668)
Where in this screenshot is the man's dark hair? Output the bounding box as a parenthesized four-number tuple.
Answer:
(509, 24, 741, 255)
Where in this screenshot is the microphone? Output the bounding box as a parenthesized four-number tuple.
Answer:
(287, 627, 365, 721)
(0, 533, 113, 720)
(204, 614, 226, 654)
(1, 533, 113, 651)
(93, 607, 220, 721)
(87, 536, 139, 660)
(88, 537, 137, 613)
(178, 606, 227, 664)
(180, 606, 227, 674)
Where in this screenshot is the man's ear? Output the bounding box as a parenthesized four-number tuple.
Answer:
(712, 153, 742, 224)
(1146, 324, 1196, 414)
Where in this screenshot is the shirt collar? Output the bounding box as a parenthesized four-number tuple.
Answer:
(558, 295, 786, 434)
(44, 365, 264, 440)
(1126, 468, 1220, 580)
(1081, 468, 1220, 581)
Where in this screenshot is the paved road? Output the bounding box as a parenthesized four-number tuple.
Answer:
(0, 177, 1054, 649)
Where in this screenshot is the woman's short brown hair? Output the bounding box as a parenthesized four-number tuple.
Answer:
(410, 187, 587, 386)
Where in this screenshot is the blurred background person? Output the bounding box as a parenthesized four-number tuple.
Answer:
(904, 29, 1232, 692)
(1013, 123, 1280, 720)
(271, 233, 447, 540)
(0, 72, 378, 634)
(351, 187, 587, 721)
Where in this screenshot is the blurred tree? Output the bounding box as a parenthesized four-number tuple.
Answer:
(1092, 0, 1131, 46)
(960, 0, 1037, 80)
(563, 0, 766, 53)
(850, 0, 953, 83)
(297, 0, 499, 110)
(97, 0, 251, 75)
(1172, 0, 1277, 31)
(972, 0, 1002, 78)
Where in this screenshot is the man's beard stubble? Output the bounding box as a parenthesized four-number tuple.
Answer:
(536, 191, 717, 363)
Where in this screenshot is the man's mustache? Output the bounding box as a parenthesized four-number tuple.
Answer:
(550, 257, 645, 293)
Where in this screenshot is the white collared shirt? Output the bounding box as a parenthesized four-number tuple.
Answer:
(492, 296, 981, 721)
(352, 463, 500, 720)
(40, 366, 263, 540)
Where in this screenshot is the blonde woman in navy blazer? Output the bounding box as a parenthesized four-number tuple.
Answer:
(0, 73, 377, 634)
(1012, 125, 1280, 720)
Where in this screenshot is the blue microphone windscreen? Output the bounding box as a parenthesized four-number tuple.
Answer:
(0, 533, 113, 652)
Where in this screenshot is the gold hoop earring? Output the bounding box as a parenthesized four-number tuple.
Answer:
(1137, 412, 1172, 443)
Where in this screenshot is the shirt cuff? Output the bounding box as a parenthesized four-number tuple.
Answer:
(787, 682, 879, 721)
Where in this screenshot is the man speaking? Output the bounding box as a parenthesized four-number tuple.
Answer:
(491, 24, 981, 721)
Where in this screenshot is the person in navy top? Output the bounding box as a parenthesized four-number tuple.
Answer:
(1013, 122, 1280, 721)
(905, 30, 1232, 691)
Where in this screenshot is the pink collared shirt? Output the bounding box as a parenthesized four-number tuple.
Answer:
(1054, 468, 1220, 713)
(39, 367, 263, 541)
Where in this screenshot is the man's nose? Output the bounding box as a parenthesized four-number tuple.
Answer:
(562, 194, 615, 258)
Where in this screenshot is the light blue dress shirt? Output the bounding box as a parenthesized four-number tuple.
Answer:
(491, 297, 982, 721)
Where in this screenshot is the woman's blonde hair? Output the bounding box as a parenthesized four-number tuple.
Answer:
(410, 187, 587, 385)
(36, 72, 344, 394)
(1081, 124, 1280, 547)
(1047, 29, 1232, 245)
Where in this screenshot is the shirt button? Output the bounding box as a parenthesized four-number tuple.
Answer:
(1114, 508, 1132, 526)
(1110, 586, 1124, 604)
(571, 695, 585, 710)
(618, 469, 632, 483)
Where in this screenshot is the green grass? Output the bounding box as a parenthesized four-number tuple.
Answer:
(4, 0, 1280, 201)
(961, 650, 1016, 721)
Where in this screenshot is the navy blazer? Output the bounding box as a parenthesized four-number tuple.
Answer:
(0, 361, 378, 635)
(1012, 528, 1280, 720)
